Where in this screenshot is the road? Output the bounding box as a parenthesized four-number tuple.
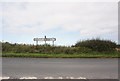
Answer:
(2, 57, 118, 79)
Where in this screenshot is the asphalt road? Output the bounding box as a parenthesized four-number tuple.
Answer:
(2, 57, 118, 79)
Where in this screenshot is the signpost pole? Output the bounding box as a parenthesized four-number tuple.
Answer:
(36, 40, 38, 50)
(53, 41, 54, 46)
(45, 36, 47, 47)
(45, 41, 46, 47)
(36, 40, 38, 46)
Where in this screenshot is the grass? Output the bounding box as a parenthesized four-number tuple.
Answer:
(1, 52, 119, 58)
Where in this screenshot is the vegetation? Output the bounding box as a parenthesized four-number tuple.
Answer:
(1, 42, 93, 54)
(75, 38, 117, 52)
(2, 53, 119, 58)
(1, 38, 120, 58)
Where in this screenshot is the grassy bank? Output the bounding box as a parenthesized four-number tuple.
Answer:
(1, 53, 119, 58)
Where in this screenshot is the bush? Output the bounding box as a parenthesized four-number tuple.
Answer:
(75, 39, 117, 52)
(2, 39, 117, 54)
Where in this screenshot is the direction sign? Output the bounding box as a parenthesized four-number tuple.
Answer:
(33, 36, 56, 46)
(34, 38, 56, 41)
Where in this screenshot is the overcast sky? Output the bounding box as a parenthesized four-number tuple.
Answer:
(0, 1, 118, 46)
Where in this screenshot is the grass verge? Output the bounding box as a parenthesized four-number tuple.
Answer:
(1, 53, 119, 58)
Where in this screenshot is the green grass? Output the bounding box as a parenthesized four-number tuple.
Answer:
(1, 53, 119, 58)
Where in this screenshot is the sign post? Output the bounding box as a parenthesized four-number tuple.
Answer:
(33, 36, 56, 46)
(44, 36, 47, 47)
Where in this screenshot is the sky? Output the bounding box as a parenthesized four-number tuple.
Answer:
(0, 0, 118, 46)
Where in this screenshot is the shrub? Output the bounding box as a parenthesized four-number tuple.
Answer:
(75, 39, 117, 52)
(2, 39, 117, 54)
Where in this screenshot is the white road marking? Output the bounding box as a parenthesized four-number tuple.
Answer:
(0, 76, 87, 79)
(58, 77, 63, 79)
(0, 77, 10, 80)
(20, 77, 37, 79)
(44, 77, 54, 79)
(69, 77, 74, 79)
(77, 77, 86, 79)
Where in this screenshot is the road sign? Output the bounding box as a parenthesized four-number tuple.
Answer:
(34, 38, 56, 41)
(33, 36, 56, 46)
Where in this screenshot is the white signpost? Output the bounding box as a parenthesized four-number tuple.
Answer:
(33, 36, 56, 46)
